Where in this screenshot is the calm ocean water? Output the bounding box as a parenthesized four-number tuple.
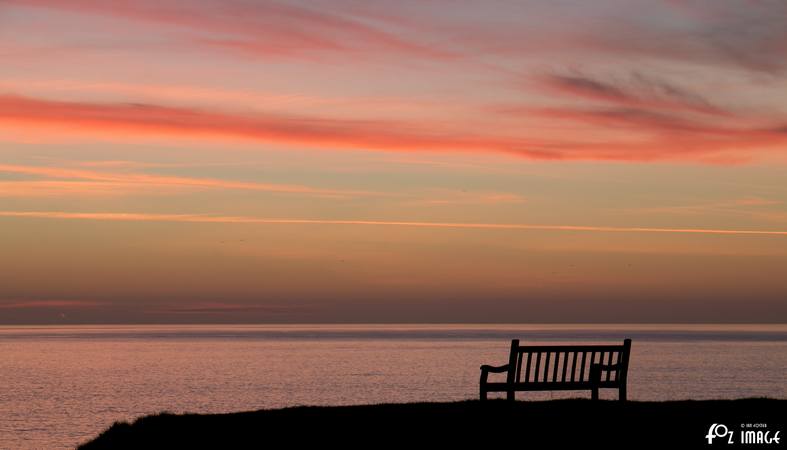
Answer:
(1, 324, 785, 449)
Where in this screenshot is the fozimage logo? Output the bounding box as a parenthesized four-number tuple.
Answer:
(707, 424, 734, 444)
(706, 423, 781, 445)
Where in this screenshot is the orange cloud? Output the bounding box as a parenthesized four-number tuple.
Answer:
(0, 163, 377, 198)
(2, 210, 786, 236)
(3, 94, 786, 163)
(0, 180, 157, 197)
(0, 93, 555, 155)
(509, 106, 787, 162)
(407, 189, 527, 206)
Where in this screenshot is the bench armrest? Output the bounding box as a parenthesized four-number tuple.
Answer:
(480, 364, 510, 385)
(480, 364, 510, 374)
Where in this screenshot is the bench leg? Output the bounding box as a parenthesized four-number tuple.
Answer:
(590, 363, 600, 401)
(619, 385, 627, 402)
(480, 388, 487, 401)
(506, 390, 515, 401)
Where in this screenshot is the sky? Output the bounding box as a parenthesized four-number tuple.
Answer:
(1, 0, 786, 323)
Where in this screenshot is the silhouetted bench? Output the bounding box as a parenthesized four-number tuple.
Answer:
(480, 338, 631, 401)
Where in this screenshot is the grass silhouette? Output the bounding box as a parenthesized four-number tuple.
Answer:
(78, 398, 784, 449)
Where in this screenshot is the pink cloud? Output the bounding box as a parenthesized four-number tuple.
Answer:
(7, 0, 450, 60)
(0, 93, 553, 155)
(6, 0, 787, 74)
(2, 93, 786, 163)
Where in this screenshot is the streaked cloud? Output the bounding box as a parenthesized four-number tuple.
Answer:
(9, 0, 787, 74)
(0, 300, 103, 309)
(616, 197, 787, 223)
(6, 0, 450, 59)
(0, 94, 546, 156)
(2, 210, 786, 236)
(538, 72, 727, 116)
(405, 189, 527, 206)
(3, 94, 786, 163)
(0, 163, 376, 198)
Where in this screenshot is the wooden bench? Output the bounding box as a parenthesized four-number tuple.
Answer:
(480, 339, 631, 401)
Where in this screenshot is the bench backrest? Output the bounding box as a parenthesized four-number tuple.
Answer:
(505, 339, 631, 386)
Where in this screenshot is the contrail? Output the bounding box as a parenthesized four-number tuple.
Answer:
(2, 210, 787, 236)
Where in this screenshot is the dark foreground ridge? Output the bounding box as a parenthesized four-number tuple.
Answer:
(79, 398, 785, 449)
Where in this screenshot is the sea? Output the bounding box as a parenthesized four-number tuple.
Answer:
(1, 324, 785, 449)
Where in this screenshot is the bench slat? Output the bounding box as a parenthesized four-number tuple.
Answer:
(579, 351, 587, 382)
(515, 351, 523, 383)
(570, 351, 578, 382)
(543, 351, 551, 382)
(524, 352, 532, 383)
(561, 351, 569, 382)
(605, 351, 614, 381)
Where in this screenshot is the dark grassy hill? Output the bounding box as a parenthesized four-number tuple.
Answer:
(78, 398, 785, 449)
